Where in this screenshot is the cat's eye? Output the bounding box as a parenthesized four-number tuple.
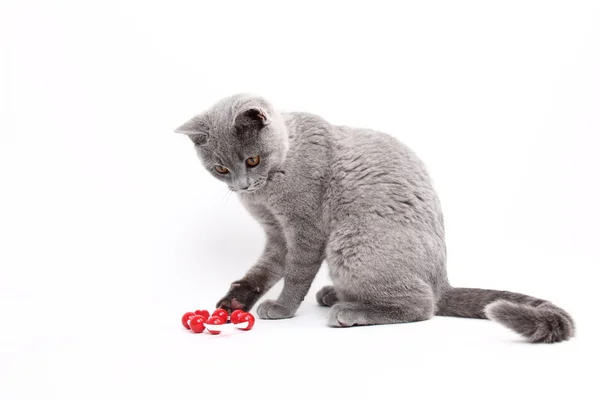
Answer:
(246, 155, 260, 168)
(214, 165, 229, 174)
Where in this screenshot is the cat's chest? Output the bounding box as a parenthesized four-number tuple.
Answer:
(239, 171, 321, 222)
(240, 174, 294, 210)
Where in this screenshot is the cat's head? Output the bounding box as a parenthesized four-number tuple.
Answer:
(175, 94, 289, 193)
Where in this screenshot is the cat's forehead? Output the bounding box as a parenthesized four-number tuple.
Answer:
(202, 122, 264, 160)
(212, 130, 260, 150)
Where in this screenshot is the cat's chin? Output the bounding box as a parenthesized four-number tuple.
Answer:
(237, 189, 259, 194)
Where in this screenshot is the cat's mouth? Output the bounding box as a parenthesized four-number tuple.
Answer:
(230, 179, 267, 193)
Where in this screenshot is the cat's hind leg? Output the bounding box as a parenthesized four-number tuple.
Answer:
(325, 209, 444, 327)
(326, 225, 437, 327)
(316, 285, 339, 307)
(327, 288, 434, 327)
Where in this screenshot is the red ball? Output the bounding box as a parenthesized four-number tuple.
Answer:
(181, 312, 196, 329)
(230, 310, 245, 324)
(212, 308, 228, 322)
(206, 316, 224, 325)
(194, 310, 210, 320)
(189, 316, 206, 333)
(205, 316, 224, 335)
(238, 313, 255, 331)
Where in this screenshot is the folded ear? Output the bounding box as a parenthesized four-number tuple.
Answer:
(234, 107, 269, 133)
(174, 116, 209, 145)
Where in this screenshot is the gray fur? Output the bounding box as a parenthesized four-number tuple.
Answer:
(175, 94, 575, 343)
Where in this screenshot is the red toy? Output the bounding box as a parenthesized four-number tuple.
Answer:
(181, 311, 197, 329)
(195, 310, 210, 320)
(212, 308, 228, 322)
(189, 315, 207, 333)
(236, 312, 255, 331)
(180, 308, 255, 335)
(230, 310, 245, 324)
(204, 316, 225, 335)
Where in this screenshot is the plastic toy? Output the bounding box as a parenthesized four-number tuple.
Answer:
(181, 311, 197, 329)
(230, 310, 245, 324)
(235, 312, 255, 331)
(211, 308, 228, 321)
(180, 308, 255, 335)
(204, 316, 225, 334)
(189, 315, 207, 333)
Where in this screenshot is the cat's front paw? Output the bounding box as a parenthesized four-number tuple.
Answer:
(216, 279, 262, 313)
(257, 300, 295, 320)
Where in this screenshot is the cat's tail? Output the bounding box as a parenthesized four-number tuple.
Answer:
(435, 288, 575, 343)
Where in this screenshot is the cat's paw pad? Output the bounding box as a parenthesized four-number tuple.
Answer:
(257, 300, 295, 320)
(327, 304, 361, 327)
(316, 285, 339, 307)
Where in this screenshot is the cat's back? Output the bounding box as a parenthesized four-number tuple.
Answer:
(281, 112, 441, 216)
(283, 112, 428, 179)
(279, 112, 443, 233)
(331, 124, 435, 193)
(327, 124, 443, 230)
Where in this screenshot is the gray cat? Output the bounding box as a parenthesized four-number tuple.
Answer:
(175, 93, 574, 343)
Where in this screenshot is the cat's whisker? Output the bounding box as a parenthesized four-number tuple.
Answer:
(221, 189, 231, 202)
(224, 189, 233, 205)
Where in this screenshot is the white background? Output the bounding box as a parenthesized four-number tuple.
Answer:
(1, 1, 599, 399)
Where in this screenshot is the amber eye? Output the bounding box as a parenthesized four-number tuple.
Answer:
(246, 155, 260, 168)
(214, 165, 229, 174)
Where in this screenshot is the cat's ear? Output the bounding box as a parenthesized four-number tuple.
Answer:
(234, 107, 269, 132)
(174, 116, 209, 145)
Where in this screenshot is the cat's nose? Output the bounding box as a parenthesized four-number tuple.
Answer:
(234, 177, 251, 191)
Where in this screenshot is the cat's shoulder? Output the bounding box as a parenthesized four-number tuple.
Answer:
(282, 112, 331, 131)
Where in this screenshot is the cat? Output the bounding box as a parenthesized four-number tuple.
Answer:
(175, 93, 574, 343)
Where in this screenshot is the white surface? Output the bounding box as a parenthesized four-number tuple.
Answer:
(1, 1, 599, 399)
